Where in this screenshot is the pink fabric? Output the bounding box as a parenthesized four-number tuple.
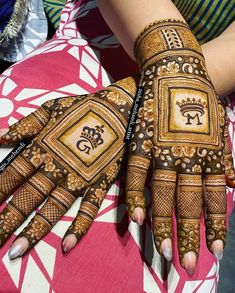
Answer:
(0, 1, 234, 292)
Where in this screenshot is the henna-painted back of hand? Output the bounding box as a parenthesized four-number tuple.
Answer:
(125, 20, 229, 273)
(0, 76, 137, 258)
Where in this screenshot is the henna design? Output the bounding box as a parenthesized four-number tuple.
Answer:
(153, 218, 172, 253)
(204, 174, 227, 251)
(0, 76, 138, 251)
(126, 156, 150, 219)
(178, 219, 200, 261)
(63, 177, 109, 243)
(19, 215, 51, 251)
(126, 20, 227, 267)
(151, 169, 176, 254)
(206, 216, 226, 251)
(0, 205, 24, 247)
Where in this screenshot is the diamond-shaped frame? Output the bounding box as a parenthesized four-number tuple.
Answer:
(154, 76, 221, 148)
(40, 97, 126, 183)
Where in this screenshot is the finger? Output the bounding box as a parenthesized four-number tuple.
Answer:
(126, 155, 150, 224)
(125, 87, 153, 224)
(0, 169, 56, 249)
(9, 182, 78, 259)
(0, 102, 52, 145)
(0, 128, 9, 142)
(62, 177, 108, 253)
(0, 138, 50, 203)
(204, 174, 227, 261)
(151, 169, 176, 261)
(223, 121, 235, 187)
(9, 173, 85, 258)
(132, 207, 145, 226)
(177, 174, 203, 275)
(0, 153, 37, 203)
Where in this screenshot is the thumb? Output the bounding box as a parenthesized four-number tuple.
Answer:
(0, 102, 52, 145)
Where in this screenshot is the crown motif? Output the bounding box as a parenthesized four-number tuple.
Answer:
(80, 125, 104, 148)
(176, 97, 207, 116)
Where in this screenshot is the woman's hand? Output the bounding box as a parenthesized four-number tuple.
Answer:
(125, 20, 228, 275)
(0, 76, 137, 259)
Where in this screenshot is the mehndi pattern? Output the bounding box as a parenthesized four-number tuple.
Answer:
(126, 20, 226, 266)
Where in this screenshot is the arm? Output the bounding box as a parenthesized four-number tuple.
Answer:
(98, 0, 228, 275)
(98, 0, 235, 96)
(202, 21, 235, 96)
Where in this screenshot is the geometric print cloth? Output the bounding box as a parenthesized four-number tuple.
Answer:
(0, 0, 234, 292)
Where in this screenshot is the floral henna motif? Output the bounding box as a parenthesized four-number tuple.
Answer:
(18, 215, 51, 252)
(1, 105, 50, 144)
(153, 218, 172, 253)
(126, 19, 227, 267)
(206, 216, 226, 251)
(0, 205, 24, 247)
(64, 177, 110, 242)
(0, 76, 139, 252)
(178, 219, 200, 261)
(106, 163, 120, 184)
(126, 191, 146, 219)
(67, 173, 85, 192)
(66, 215, 92, 242)
(223, 117, 235, 185)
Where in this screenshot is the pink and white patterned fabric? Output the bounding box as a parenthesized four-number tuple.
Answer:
(0, 0, 234, 292)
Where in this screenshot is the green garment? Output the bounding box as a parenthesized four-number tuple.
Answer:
(173, 0, 235, 44)
(43, 0, 66, 29)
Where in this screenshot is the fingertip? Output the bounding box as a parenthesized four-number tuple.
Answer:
(226, 176, 235, 188)
(182, 251, 197, 276)
(8, 237, 29, 260)
(0, 128, 9, 143)
(62, 234, 77, 253)
(160, 238, 172, 261)
(132, 207, 145, 226)
(211, 239, 224, 261)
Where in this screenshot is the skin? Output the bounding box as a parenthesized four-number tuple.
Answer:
(96, 0, 235, 275)
(1, 0, 235, 276)
(97, 0, 235, 97)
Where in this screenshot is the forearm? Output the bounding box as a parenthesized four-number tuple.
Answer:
(97, 0, 184, 60)
(98, 0, 235, 96)
(202, 22, 235, 96)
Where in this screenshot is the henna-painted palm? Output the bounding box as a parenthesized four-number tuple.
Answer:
(125, 20, 231, 275)
(0, 76, 137, 259)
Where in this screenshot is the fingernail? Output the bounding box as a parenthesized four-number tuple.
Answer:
(136, 213, 144, 226)
(161, 238, 172, 261)
(211, 239, 224, 261)
(62, 234, 77, 253)
(162, 246, 172, 261)
(214, 251, 223, 261)
(132, 207, 144, 226)
(185, 265, 195, 276)
(8, 237, 29, 260)
(183, 251, 197, 276)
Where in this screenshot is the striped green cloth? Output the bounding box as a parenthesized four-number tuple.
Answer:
(42, 0, 235, 41)
(173, 0, 235, 44)
(43, 0, 66, 29)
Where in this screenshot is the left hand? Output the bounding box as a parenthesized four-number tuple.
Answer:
(0, 76, 137, 258)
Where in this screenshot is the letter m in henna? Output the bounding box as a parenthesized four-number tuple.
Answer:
(177, 97, 207, 126)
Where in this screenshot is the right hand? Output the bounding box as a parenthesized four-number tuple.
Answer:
(125, 19, 232, 275)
